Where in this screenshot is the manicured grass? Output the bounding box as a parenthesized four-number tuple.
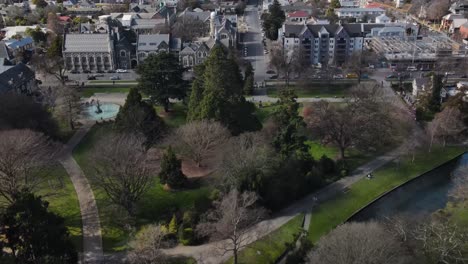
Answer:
(89, 80, 137, 84)
(254, 104, 278, 123)
(73, 124, 212, 251)
(267, 83, 351, 98)
(227, 214, 304, 264)
(41, 166, 83, 252)
(306, 141, 340, 160)
(155, 103, 188, 128)
(81, 87, 131, 97)
(307, 146, 465, 243)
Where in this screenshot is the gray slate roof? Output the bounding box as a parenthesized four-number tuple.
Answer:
(138, 34, 170, 51)
(63, 34, 112, 53)
(0, 63, 35, 93)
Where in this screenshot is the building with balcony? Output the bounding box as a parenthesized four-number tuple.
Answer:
(335, 7, 385, 19)
(63, 33, 116, 72)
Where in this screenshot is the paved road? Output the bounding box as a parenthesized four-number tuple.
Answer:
(60, 124, 104, 264)
(243, 0, 268, 83)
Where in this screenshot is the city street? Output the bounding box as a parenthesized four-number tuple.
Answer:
(243, 0, 268, 82)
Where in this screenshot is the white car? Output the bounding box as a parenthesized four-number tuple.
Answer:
(116, 69, 128, 73)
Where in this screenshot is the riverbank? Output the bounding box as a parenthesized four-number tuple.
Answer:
(307, 146, 466, 242)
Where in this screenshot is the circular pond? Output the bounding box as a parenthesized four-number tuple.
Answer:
(83, 103, 120, 120)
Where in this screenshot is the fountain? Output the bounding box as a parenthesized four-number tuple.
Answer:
(83, 99, 120, 120)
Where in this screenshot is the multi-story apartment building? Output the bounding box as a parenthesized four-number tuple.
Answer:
(279, 23, 385, 65)
(335, 8, 385, 19)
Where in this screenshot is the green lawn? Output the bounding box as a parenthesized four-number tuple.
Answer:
(267, 83, 351, 98)
(307, 146, 465, 242)
(155, 103, 188, 128)
(41, 166, 83, 252)
(73, 124, 212, 251)
(81, 87, 131, 97)
(254, 104, 278, 123)
(227, 214, 304, 264)
(306, 141, 340, 160)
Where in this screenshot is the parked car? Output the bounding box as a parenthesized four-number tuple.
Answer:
(83, 70, 91, 73)
(266, 70, 275, 74)
(346, 73, 358, 79)
(386, 74, 397, 79)
(87, 76, 96, 80)
(96, 70, 105, 74)
(116, 69, 128, 73)
(107, 70, 116, 73)
(93, 73, 104, 77)
(333, 74, 344, 79)
(110, 75, 120, 80)
(70, 70, 79, 74)
(407, 66, 417, 71)
(361, 73, 369, 79)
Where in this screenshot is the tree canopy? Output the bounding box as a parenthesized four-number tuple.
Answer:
(262, 0, 285, 40)
(0, 191, 77, 263)
(114, 88, 165, 145)
(136, 52, 187, 112)
(159, 146, 187, 189)
(187, 45, 261, 135)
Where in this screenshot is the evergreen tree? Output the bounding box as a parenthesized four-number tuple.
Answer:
(272, 89, 308, 158)
(0, 190, 77, 263)
(136, 52, 187, 112)
(187, 64, 206, 121)
(262, 0, 285, 40)
(330, 0, 341, 8)
(47, 35, 63, 58)
(187, 44, 261, 135)
(114, 88, 165, 145)
(243, 62, 255, 95)
(159, 146, 186, 189)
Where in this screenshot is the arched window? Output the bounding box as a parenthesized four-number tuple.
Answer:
(183, 57, 189, 67)
(120, 50, 126, 57)
(189, 56, 194, 66)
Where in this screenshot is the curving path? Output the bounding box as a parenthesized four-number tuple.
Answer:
(60, 123, 104, 264)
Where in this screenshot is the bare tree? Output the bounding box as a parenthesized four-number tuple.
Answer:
(196, 189, 267, 264)
(127, 224, 168, 264)
(56, 85, 81, 130)
(90, 133, 153, 217)
(218, 132, 275, 192)
(426, 106, 465, 151)
(269, 45, 308, 85)
(172, 17, 209, 42)
(31, 53, 68, 85)
(426, 0, 450, 21)
(0, 129, 57, 203)
(306, 84, 400, 160)
(342, 50, 376, 83)
(169, 120, 230, 167)
(412, 219, 468, 264)
(307, 221, 412, 264)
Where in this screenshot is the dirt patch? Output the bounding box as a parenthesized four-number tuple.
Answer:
(182, 159, 214, 178)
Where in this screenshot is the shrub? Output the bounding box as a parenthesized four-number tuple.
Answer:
(180, 228, 195, 246)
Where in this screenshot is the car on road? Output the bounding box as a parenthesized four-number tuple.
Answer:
(96, 70, 105, 74)
(87, 76, 96, 80)
(346, 73, 358, 79)
(110, 75, 120, 80)
(107, 70, 116, 73)
(70, 70, 80, 74)
(386, 74, 397, 79)
(83, 70, 91, 73)
(266, 70, 275, 74)
(407, 66, 417, 71)
(116, 69, 128, 73)
(93, 73, 104, 77)
(333, 74, 344, 79)
(269, 75, 278, 79)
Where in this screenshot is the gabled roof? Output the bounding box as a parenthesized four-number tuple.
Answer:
(138, 34, 170, 51)
(63, 34, 112, 53)
(0, 63, 35, 93)
(179, 8, 211, 22)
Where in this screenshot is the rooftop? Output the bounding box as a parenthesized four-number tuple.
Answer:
(63, 34, 112, 53)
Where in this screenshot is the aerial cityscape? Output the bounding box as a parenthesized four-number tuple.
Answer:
(0, 0, 467, 263)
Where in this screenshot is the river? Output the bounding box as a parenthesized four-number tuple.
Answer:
(348, 153, 467, 222)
